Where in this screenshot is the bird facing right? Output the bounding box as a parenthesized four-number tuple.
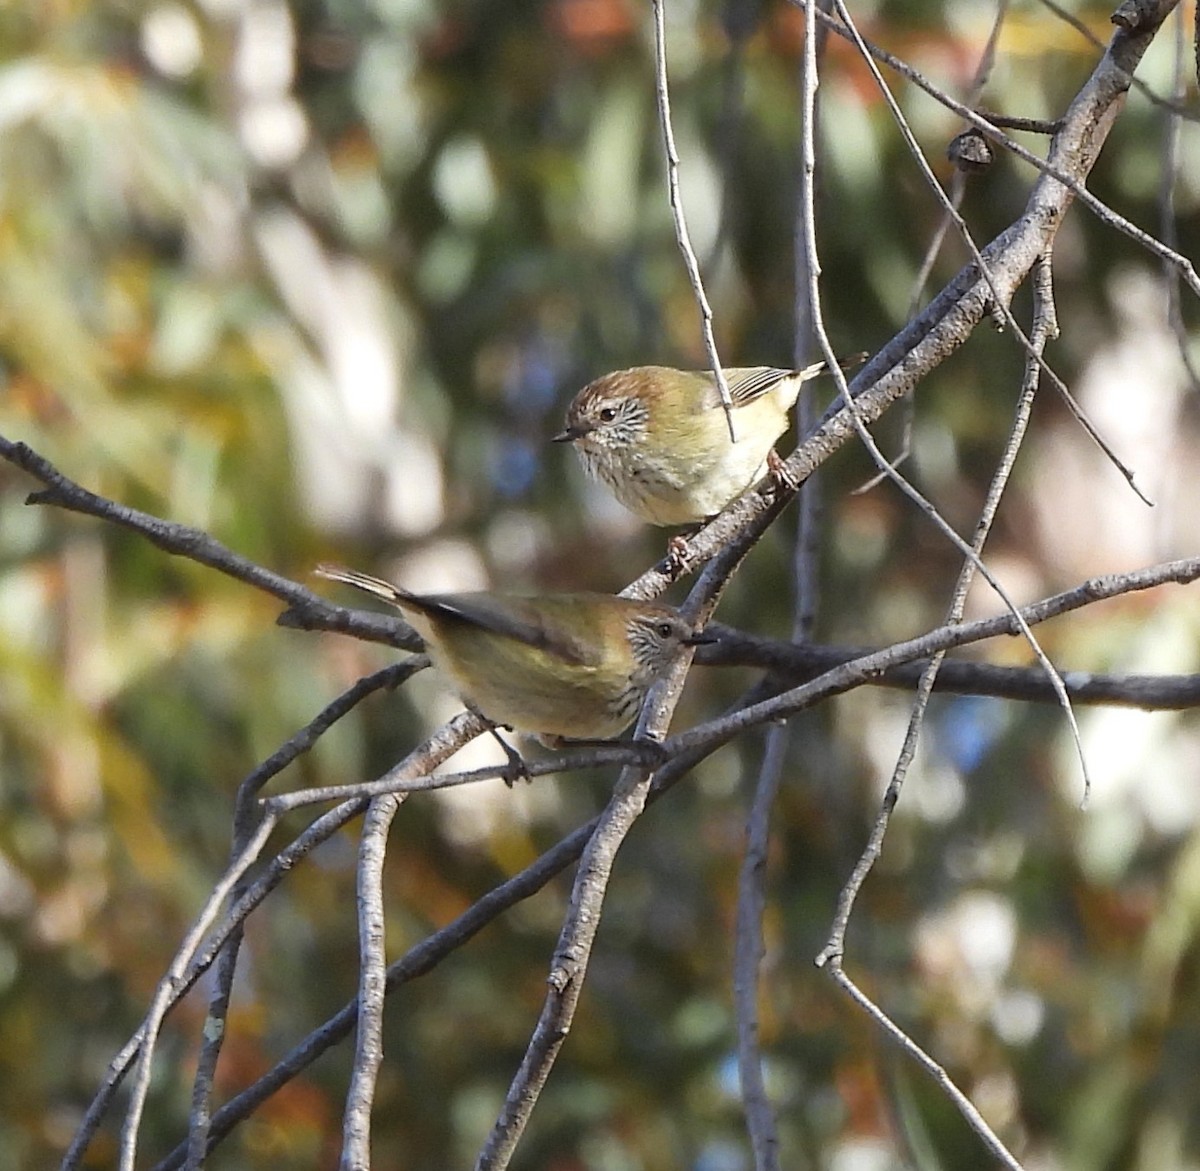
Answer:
(316, 565, 710, 745)
(552, 361, 831, 526)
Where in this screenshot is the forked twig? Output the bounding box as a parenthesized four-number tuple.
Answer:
(183, 661, 418, 1170)
(818, 253, 1059, 970)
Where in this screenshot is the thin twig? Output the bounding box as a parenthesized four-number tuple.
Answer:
(117, 814, 279, 1171)
(827, 966, 1026, 1170)
(651, 0, 737, 440)
(1158, 4, 1200, 393)
(265, 742, 673, 812)
(978, 110, 1061, 134)
(823, 0, 1092, 802)
(858, 0, 1012, 497)
(819, 252, 1059, 977)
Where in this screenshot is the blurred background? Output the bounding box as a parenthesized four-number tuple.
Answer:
(1, 0, 1199, 1167)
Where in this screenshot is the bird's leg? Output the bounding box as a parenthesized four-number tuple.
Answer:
(466, 705, 531, 786)
(664, 522, 705, 577)
(488, 726, 532, 787)
(767, 448, 798, 493)
(665, 534, 691, 576)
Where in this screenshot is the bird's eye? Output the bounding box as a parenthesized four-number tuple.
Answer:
(655, 622, 675, 640)
(598, 406, 618, 423)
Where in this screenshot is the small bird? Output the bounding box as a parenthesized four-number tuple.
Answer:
(316, 565, 710, 746)
(553, 362, 834, 526)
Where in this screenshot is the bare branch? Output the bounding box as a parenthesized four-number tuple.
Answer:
(0, 435, 417, 651)
(182, 661, 421, 1169)
(669, 555, 1200, 759)
(697, 630, 1200, 710)
(826, 966, 1026, 1170)
(651, 0, 736, 439)
(151, 815, 603, 1171)
(117, 814, 279, 1171)
(342, 795, 405, 1169)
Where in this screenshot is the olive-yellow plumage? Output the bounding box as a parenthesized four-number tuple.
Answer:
(553, 363, 829, 526)
(316, 565, 708, 744)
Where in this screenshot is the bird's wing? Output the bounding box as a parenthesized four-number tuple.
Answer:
(317, 565, 596, 666)
(410, 594, 597, 666)
(702, 366, 806, 409)
(702, 355, 867, 409)
(727, 367, 796, 406)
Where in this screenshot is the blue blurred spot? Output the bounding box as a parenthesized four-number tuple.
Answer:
(936, 696, 1007, 773)
(503, 332, 569, 413)
(694, 1138, 750, 1171)
(717, 1051, 741, 1096)
(490, 436, 538, 498)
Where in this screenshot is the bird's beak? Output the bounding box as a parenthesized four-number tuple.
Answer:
(551, 422, 589, 444)
(684, 628, 719, 647)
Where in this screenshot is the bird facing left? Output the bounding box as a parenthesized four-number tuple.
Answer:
(553, 362, 830, 526)
(316, 565, 711, 745)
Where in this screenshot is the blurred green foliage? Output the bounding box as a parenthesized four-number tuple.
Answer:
(1, 0, 1199, 1168)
